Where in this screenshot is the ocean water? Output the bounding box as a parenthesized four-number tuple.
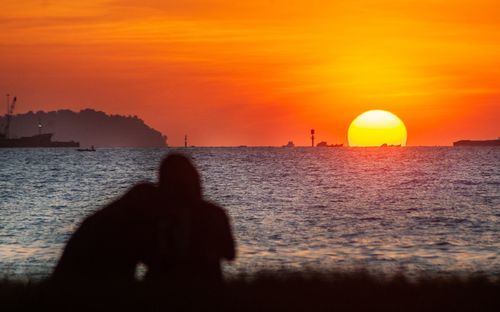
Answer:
(1, 147, 499, 279)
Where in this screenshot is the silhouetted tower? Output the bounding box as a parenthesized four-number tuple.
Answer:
(184, 135, 188, 148)
(311, 129, 315, 147)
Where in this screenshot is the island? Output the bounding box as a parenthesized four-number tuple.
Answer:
(1, 109, 167, 148)
(453, 138, 500, 147)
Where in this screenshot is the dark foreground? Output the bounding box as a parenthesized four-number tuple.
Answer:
(2, 271, 500, 312)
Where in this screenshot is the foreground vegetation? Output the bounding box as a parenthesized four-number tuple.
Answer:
(2, 271, 500, 311)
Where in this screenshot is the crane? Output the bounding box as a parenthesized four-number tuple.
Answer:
(3, 94, 17, 139)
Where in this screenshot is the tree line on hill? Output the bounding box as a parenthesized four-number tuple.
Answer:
(1, 109, 167, 147)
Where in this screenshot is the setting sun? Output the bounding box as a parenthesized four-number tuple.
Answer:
(348, 110, 407, 147)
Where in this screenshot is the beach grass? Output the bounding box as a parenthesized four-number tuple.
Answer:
(2, 271, 500, 311)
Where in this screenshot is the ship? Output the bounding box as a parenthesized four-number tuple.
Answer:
(0, 133, 80, 148)
(380, 143, 401, 147)
(0, 95, 80, 148)
(282, 141, 295, 147)
(316, 141, 343, 147)
(453, 138, 500, 147)
(77, 146, 96, 152)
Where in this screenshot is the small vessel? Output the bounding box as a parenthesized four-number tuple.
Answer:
(453, 138, 500, 147)
(77, 145, 96, 152)
(380, 143, 401, 147)
(282, 141, 295, 147)
(316, 141, 343, 147)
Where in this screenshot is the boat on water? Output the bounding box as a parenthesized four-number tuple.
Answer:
(282, 141, 295, 147)
(316, 141, 343, 147)
(380, 143, 401, 147)
(453, 138, 500, 147)
(0, 133, 80, 148)
(0, 95, 80, 148)
(77, 145, 96, 152)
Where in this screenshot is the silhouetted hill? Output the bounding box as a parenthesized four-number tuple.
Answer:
(1, 109, 167, 147)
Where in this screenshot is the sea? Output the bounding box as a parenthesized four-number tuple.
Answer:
(1, 147, 499, 279)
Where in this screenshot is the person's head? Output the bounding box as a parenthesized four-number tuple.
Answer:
(158, 153, 202, 202)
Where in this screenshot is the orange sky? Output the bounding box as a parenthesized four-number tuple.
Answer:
(1, 0, 499, 146)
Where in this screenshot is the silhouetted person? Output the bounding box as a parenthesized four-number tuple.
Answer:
(144, 154, 236, 286)
(52, 153, 235, 289)
(52, 182, 161, 284)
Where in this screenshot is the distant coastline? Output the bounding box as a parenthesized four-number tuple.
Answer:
(453, 138, 500, 147)
(0, 109, 167, 148)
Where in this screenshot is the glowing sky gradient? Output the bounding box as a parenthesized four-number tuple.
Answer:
(1, 0, 499, 146)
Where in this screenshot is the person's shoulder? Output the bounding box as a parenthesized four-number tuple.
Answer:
(79, 201, 118, 228)
(124, 182, 158, 200)
(113, 182, 160, 213)
(129, 182, 157, 193)
(201, 200, 225, 212)
(200, 200, 230, 220)
(70, 209, 103, 239)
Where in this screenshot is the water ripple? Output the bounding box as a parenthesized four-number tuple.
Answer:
(0, 147, 499, 279)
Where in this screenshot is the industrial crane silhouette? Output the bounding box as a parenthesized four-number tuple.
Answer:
(2, 94, 17, 139)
